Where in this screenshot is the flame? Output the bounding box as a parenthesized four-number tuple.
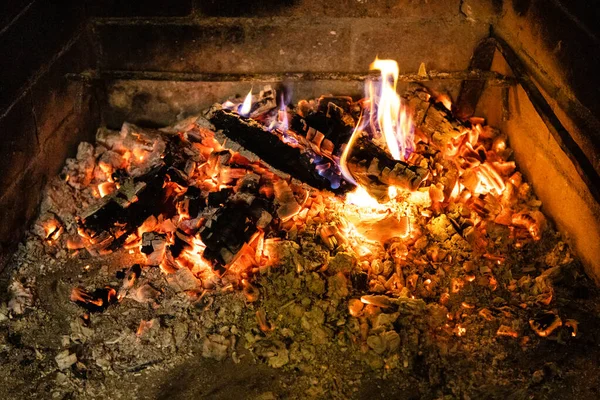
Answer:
(240, 89, 252, 116)
(344, 186, 382, 209)
(437, 94, 452, 111)
(369, 58, 414, 161)
(278, 94, 289, 132)
(339, 113, 364, 185)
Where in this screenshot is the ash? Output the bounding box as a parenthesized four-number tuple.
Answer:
(0, 87, 599, 400)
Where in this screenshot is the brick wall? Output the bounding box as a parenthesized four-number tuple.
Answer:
(0, 1, 99, 268)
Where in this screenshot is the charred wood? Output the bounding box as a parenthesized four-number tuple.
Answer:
(207, 105, 348, 192)
(406, 88, 468, 148)
(346, 136, 429, 201)
(291, 98, 428, 201)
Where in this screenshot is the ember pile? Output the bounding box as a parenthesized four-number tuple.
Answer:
(2, 59, 596, 399)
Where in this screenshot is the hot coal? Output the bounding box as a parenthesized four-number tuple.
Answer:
(70, 286, 118, 313)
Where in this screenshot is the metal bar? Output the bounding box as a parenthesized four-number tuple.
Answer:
(493, 34, 600, 206)
(66, 69, 516, 86)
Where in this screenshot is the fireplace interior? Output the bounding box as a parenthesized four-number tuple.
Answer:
(1, 1, 599, 399)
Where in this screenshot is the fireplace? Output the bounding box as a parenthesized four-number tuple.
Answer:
(1, 1, 599, 399)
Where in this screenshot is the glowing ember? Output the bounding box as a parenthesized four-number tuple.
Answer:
(98, 181, 116, 198)
(345, 186, 382, 209)
(43, 219, 63, 242)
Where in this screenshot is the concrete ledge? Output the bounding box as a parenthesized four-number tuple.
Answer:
(94, 17, 490, 74)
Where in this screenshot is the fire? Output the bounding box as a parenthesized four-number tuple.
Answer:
(278, 94, 289, 132)
(240, 89, 252, 116)
(339, 114, 364, 186)
(53, 62, 567, 377)
(369, 58, 414, 161)
(345, 186, 383, 209)
(437, 94, 452, 111)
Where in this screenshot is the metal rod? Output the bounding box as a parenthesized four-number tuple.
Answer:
(66, 69, 516, 86)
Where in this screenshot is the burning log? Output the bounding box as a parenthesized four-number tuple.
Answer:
(213, 89, 429, 201)
(344, 135, 429, 201)
(77, 165, 170, 253)
(207, 105, 347, 192)
(200, 197, 275, 271)
(292, 99, 428, 201)
(406, 87, 468, 149)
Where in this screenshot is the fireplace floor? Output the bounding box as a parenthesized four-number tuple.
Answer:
(2, 235, 599, 400)
(1, 87, 600, 400)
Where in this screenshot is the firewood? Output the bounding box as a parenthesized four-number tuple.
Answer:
(206, 105, 348, 192)
(405, 88, 467, 148)
(200, 202, 264, 269)
(212, 95, 430, 202)
(291, 100, 428, 201)
(345, 135, 429, 202)
(77, 164, 172, 252)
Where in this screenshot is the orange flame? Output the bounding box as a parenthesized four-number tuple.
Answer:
(339, 113, 364, 185)
(369, 58, 414, 161)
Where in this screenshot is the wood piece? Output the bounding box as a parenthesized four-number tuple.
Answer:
(207, 105, 348, 192)
(77, 163, 172, 252)
(291, 100, 428, 201)
(406, 88, 468, 148)
(290, 98, 357, 158)
(200, 199, 272, 270)
(346, 135, 429, 201)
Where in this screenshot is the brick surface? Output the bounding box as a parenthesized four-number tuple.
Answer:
(194, 0, 461, 19)
(86, 0, 193, 17)
(32, 35, 95, 146)
(0, 96, 97, 268)
(96, 20, 353, 73)
(0, 163, 45, 260)
(0, 0, 31, 29)
(103, 78, 462, 129)
(351, 18, 489, 72)
(97, 22, 244, 73)
(0, 0, 84, 113)
(0, 92, 38, 197)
